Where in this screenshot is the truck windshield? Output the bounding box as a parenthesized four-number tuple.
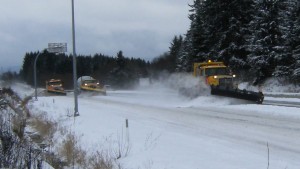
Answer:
(205, 68, 230, 76)
(84, 80, 97, 84)
(48, 81, 62, 85)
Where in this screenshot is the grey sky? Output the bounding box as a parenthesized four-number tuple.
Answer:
(0, 0, 192, 72)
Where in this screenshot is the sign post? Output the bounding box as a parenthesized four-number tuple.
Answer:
(48, 43, 67, 53)
(71, 0, 79, 117)
(34, 43, 67, 100)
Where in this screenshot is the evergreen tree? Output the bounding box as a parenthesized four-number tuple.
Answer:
(19, 50, 148, 89)
(116, 50, 125, 69)
(150, 52, 169, 72)
(200, 0, 224, 59)
(224, 0, 256, 70)
(109, 51, 139, 88)
(178, 0, 256, 71)
(174, 0, 299, 83)
(201, 0, 256, 68)
(271, 0, 295, 79)
(189, 0, 208, 61)
(20, 52, 34, 84)
(290, 1, 300, 82)
(176, 31, 194, 72)
(168, 35, 183, 72)
(247, 0, 289, 84)
(176, 0, 206, 72)
(150, 35, 183, 73)
(77, 55, 93, 77)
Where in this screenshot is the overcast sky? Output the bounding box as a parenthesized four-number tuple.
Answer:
(0, 0, 192, 72)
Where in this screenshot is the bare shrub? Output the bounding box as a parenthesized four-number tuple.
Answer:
(111, 129, 131, 160)
(0, 96, 43, 168)
(12, 116, 26, 139)
(21, 96, 32, 108)
(88, 150, 114, 169)
(29, 112, 57, 142)
(24, 104, 127, 169)
(65, 108, 73, 117)
(21, 96, 32, 118)
(44, 152, 68, 169)
(26, 110, 123, 169)
(59, 132, 87, 168)
(58, 124, 68, 136)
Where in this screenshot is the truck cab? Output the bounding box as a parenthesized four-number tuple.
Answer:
(193, 60, 236, 89)
(77, 76, 106, 95)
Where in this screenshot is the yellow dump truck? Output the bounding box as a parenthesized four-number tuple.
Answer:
(193, 60, 264, 104)
(46, 79, 66, 95)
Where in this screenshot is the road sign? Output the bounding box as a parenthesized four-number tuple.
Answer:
(48, 43, 67, 53)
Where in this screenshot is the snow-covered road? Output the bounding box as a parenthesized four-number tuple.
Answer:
(264, 96, 300, 107)
(28, 85, 300, 169)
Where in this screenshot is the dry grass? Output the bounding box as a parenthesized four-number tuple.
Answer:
(59, 132, 87, 168)
(88, 151, 114, 169)
(21, 96, 33, 118)
(28, 112, 57, 143)
(12, 116, 26, 139)
(26, 109, 124, 169)
(58, 131, 120, 169)
(2, 88, 120, 168)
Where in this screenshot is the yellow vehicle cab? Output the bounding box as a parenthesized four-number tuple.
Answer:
(193, 60, 236, 88)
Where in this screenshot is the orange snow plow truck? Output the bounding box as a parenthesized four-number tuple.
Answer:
(46, 79, 66, 95)
(193, 60, 264, 104)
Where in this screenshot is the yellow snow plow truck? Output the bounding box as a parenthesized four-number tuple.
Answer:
(193, 60, 264, 104)
(77, 76, 106, 95)
(46, 79, 66, 95)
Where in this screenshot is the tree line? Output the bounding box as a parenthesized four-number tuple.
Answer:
(6, 0, 300, 87)
(19, 51, 150, 89)
(152, 0, 300, 85)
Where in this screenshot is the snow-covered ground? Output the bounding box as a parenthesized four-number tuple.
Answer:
(7, 79, 300, 169)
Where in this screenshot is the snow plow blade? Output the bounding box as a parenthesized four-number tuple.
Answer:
(47, 90, 67, 96)
(80, 87, 106, 95)
(211, 87, 264, 104)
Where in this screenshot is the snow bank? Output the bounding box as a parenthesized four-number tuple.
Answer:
(239, 78, 300, 93)
(7, 81, 35, 99)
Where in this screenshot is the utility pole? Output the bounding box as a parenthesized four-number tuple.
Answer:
(71, 0, 79, 116)
(34, 51, 43, 100)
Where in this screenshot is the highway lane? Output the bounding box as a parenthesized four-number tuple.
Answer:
(88, 90, 300, 168)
